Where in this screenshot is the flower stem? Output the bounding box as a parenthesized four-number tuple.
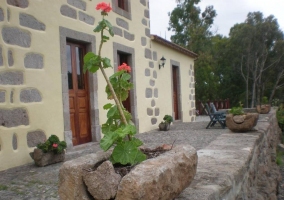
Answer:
(98, 25, 131, 141)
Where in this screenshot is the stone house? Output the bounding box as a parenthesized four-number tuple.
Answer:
(0, 0, 197, 171)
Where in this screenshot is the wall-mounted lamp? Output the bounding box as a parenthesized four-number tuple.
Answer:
(159, 56, 166, 69)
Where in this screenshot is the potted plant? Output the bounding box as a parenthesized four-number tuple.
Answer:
(30, 135, 67, 167)
(226, 102, 259, 132)
(159, 114, 173, 131)
(256, 96, 271, 114)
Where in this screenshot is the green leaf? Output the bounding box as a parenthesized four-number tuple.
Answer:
(83, 53, 101, 73)
(131, 137, 143, 147)
(102, 57, 112, 69)
(103, 35, 110, 41)
(133, 150, 147, 164)
(111, 141, 146, 165)
(121, 73, 131, 81)
(104, 19, 114, 37)
(103, 103, 113, 110)
(114, 127, 128, 139)
(107, 105, 118, 118)
(111, 141, 138, 165)
(110, 70, 124, 79)
(100, 132, 117, 151)
(83, 52, 95, 63)
(93, 21, 105, 32)
(123, 124, 136, 135)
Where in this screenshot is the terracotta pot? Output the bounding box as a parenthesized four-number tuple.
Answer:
(256, 104, 271, 114)
(159, 122, 170, 131)
(226, 113, 259, 132)
(30, 148, 65, 167)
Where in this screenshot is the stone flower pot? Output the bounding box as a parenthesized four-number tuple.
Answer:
(256, 104, 271, 114)
(226, 113, 259, 132)
(58, 145, 198, 200)
(159, 122, 170, 131)
(30, 148, 65, 167)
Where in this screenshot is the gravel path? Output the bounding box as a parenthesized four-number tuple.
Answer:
(0, 118, 283, 200)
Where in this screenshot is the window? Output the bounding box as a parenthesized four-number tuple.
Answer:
(118, 0, 127, 11)
(112, 0, 131, 20)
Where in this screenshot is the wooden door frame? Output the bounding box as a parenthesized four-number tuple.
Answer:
(60, 27, 100, 148)
(67, 42, 91, 145)
(170, 59, 182, 121)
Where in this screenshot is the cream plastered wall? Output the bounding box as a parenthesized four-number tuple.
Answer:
(0, 0, 68, 171)
(0, 0, 196, 170)
(140, 40, 196, 132)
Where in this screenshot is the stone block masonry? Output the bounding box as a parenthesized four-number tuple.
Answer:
(177, 109, 281, 199)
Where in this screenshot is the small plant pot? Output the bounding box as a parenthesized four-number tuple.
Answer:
(226, 113, 259, 132)
(256, 104, 271, 114)
(30, 149, 65, 167)
(159, 122, 170, 131)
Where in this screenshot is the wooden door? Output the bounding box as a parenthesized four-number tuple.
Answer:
(118, 53, 131, 113)
(172, 66, 179, 120)
(66, 42, 92, 146)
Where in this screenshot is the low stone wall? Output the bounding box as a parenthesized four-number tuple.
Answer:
(177, 109, 281, 199)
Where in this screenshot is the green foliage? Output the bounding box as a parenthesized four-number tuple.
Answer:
(277, 104, 284, 124)
(229, 102, 245, 115)
(169, 0, 284, 106)
(162, 115, 173, 124)
(94, 19, 114, 37)
(37, 135, 67, 154)
(261, 96, 269, 104)
(105, 71, 133, 101)
(100, 102, 145, 165)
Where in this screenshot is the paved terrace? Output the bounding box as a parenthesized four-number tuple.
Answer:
(0, 115, 274, 200)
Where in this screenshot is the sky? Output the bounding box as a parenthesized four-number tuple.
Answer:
(149, 0, 284, 40)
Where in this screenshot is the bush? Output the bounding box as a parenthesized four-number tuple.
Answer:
(229, 102, 244, 115)
(163, 115, 173, 124)
(37, 135, 67, 154)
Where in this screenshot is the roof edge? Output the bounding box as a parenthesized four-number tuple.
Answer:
(151, 34, 198, 59)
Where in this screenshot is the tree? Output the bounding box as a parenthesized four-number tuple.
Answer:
(168, 0, 218, 101)
(229, 12, 283, 107)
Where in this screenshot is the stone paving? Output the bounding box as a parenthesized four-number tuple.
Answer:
(0, 116, 282, 200)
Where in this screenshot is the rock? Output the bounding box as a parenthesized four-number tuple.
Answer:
(83, 161, 121, 199)
(233, 115, 245, 123)
(33, 149, 65, 167)
(115, 145, 197, 200)
(58, 150, 112, 200)
(226, 113, 259, 132)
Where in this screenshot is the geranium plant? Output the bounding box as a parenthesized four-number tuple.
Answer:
(83, 2, 146, 165)
(37, 135, 67, 154)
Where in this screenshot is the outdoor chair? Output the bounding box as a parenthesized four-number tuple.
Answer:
(204, 103, 226, 129)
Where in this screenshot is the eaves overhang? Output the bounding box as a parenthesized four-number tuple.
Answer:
(151, 34, 198, 59)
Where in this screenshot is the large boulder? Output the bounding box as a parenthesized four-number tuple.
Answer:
(83, 161, 121, 199)
(58, 150, 112, 200)
(115, 145, 197, 200)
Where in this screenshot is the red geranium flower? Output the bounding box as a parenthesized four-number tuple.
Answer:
(118, 63, 131, 73)
(96, 2, 112, 13)
(52, 143, 58, 148)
